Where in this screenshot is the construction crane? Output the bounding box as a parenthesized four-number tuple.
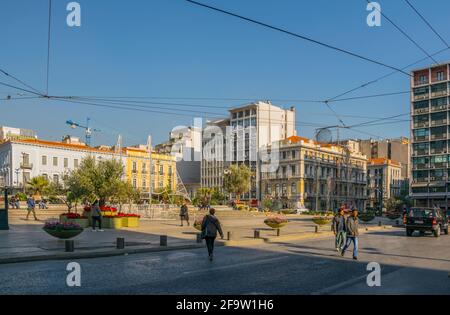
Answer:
(66, 118, 100, 146)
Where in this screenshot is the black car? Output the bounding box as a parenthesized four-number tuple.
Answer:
(405, 207, 449, 237)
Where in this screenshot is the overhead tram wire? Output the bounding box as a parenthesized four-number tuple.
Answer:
(0, 81, 46, 97)
(0, 68, 44, 95)
(403, 0, 450, 49)
(325, 46, 450, 103)
(364, 0, 437, 64)
(185, 0, 411, 76)
(45, 0, 53, 95)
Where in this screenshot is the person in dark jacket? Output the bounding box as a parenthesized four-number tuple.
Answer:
(201, 208, 224, 261)
(179, 202, 190, 226)
(91, 200, 104, 232)
(341, 209, 359, 260)
(332, 207, 346, 251)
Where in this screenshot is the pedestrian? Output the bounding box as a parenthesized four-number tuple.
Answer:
(26, 195, 38, 221)
(332, 207, 346, 252)
(341, 209, 359, 260)
(91, 200, 104, 232)
(179, 201, 190, 227)
(9, 195, 16, 209)
(15, 195, 20, 209)
(201, 208, 224, 261)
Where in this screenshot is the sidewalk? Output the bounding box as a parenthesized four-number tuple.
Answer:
(0, 213, 396, 264)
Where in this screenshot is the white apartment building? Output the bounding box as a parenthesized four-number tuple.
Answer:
(201, 101, 297, 201)
(0, 136, 124, 188)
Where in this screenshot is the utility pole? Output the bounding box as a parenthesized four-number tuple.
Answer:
(147, 135, 152, 208)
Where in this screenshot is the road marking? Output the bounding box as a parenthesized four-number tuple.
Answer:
(310, 274, 368, 295)
(182, 256, 289, 275)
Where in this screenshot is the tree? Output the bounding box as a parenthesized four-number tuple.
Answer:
(71, 156, 124, 206)
(223, 164, 252, 202)
(196, 187, 212, 205)
(112, 181, 140, 211)
(26, 176, 49, 196)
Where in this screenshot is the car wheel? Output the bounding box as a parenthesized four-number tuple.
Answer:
(434, 226, 441, 238)
(444, 227, 449, 235)
(406, 229, 413, 236)
(419, 231, 425, 236)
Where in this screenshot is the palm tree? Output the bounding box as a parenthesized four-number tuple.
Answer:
(27, 176, 50, 196)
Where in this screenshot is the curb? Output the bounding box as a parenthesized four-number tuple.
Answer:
(0, 243, 204, 265)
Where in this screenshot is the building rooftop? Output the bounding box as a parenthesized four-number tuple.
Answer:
(368, 158, 400, 167)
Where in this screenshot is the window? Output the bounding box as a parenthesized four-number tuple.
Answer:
(42, 174, 48, 181)
(53, 157, 58, 166)
(419, 75, 428, 84)
(132, 178, 137, 188)
(132, 161, 137, 172)
(437, 71, 445, 81)
(291, 182, 297, 194)
(64, 158, 68, 168)
(159, 165, 164, 175)
(74, 159, 79, 168)
(142, 179, 147, 188)
(53, 174, 59, 184)
(42, 156, 47, 166)
(142, 162, 146, 173)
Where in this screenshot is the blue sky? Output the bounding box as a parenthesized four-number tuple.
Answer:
(1, 0, 450, 146)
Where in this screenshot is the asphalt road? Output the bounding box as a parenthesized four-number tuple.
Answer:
(0, 228, 449, 294)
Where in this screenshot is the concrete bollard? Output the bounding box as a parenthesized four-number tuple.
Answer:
(196, 233, 203, 243)
(254, 230, 260, 239)
(116, 237, 125, 249)
(227, 231, 232, 241)
(160, 235, 168, 246)
(315, 226, 319, 233)
(65, 240, 74, 252)
(277, 229, 281, 237)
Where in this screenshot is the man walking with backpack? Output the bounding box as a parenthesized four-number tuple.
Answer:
(341, 209, 359, 260)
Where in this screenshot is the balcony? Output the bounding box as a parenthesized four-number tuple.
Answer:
(131, 169, 137, 174)
(414, 136, 429, 142)
(414, 122, 429, 128)
(413, 163, 429, 170)
(20, 162, 33, 169)
(414, 80, 429, 86)
(430, 176, 447, 181)
(430, 162, 447, 169)
(431, 119, 447, 126)
(431, 105, 448, 112)
(431, 134, 447, 140)
(414, 94, 429, 101)
(413, 108, 429, 115)
(431, 90, 447, 98)
(430, 148, 447, 154)
(413, 150, 429, 156)
(413, 178, 429, 183)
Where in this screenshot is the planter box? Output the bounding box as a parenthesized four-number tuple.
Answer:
(103, 217, 122, 229)
(43, 228, 83, 239)
(66, 218, 89, 228)
(264, 221, 288, 229)
(312, 217, 332, 226)
(59, 214, 68, 223)
(122, 217, 139, 228)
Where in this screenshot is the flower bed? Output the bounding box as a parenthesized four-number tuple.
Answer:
(43, 221, 84, 239)
(103, 215, 122, 229)
(264, 216, 289, 229)
(312, 216, 332, 226)
(117, 213, 140, 228)
(59, 213, 89, 228)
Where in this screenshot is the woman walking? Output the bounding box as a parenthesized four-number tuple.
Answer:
(201, 208, 224, 261)
(179, 201, 190, 226)
(91, 200, 104, 232)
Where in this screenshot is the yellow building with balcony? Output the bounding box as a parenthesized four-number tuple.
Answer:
(123, 145, 177, 200)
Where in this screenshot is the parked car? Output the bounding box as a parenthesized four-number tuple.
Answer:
(405, 207, 449, 237)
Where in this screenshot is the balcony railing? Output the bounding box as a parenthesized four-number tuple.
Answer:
(431, 134, 447, 140)
(430, 176, 447, 181)
(431, 105, 447, 112)
(413, 150, 429, 156)
(430, 148, 447, 154)
(413, 163, 429, 170)
(430, 162, 447, 168)
(20, 162, 33, 169)
(414, 136, 429, 142)
(414, 122, 429, 128)
(414, 108, 429, 115)
(413, 178, 429, 183)
(414, 80, 429, 86)
(414, 94, 429, 101)
(431, 90, 447, 98)
(431, 119, 447, 126)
